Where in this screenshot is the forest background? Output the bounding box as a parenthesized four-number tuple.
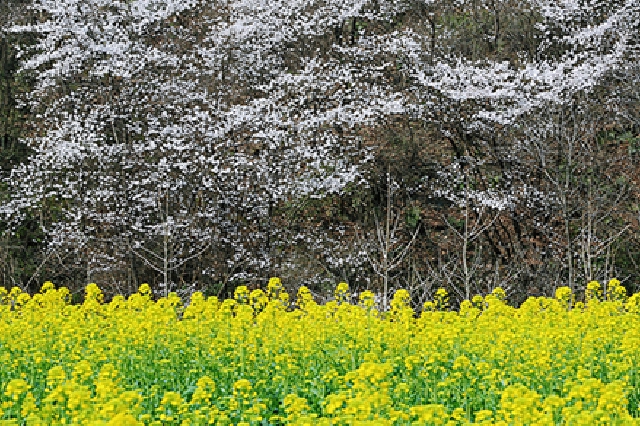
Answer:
(0, 0, 639, 309)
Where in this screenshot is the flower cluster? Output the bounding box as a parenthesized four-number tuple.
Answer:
(0, 280, 639, 424)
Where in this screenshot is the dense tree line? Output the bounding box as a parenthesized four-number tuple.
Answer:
(1, 0, 639, 308)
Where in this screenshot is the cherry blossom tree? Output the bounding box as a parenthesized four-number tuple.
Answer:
(1, 0, 638, 301)
(1, 0, 408, 295)
(410, 0, 637, 300)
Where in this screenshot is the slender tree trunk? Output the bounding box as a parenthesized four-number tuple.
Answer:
(383, 164, 391, 311)
(462, 171, 471, 300)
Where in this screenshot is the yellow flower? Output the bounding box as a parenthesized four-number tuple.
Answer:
(434, 288, 449, 311)
(72, 359, 93, 384)
(423, 300, 435, 312)
(410, 404, 448, 424)
(267, 277, 283, 300)
(452, 355, 471, 371)
(138, 283, 151, 296)
(324, 394, 346, 416)
(296, 285, 315, 310)
(472, 294, 485, 310)
(190, 376, 216, 406)
(85, 283, 104, 303)
(3, 277, 640, 424)
(4, 378, 30, 399)
(586, 280, 602, 304)
(249, 289, 267, 312)
(283, 394, 310, 417)
(20, 391, 38, 417)
(606, 278, 627, 303)
(107, 413, 143, 426)
(335, 282, 350, 303)
(555, 286, 574, 309)
(46, 366, 67, 388)
(491, 287, 507, 301)
(234, 286, 250, 304)
(159, 391, 184, 407)
(40, 281, 56, 293)
(233, 379, 253, 398)
(359, 290, 376, 310)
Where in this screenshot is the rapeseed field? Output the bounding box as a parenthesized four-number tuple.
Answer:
(1, 278, 639, 425)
